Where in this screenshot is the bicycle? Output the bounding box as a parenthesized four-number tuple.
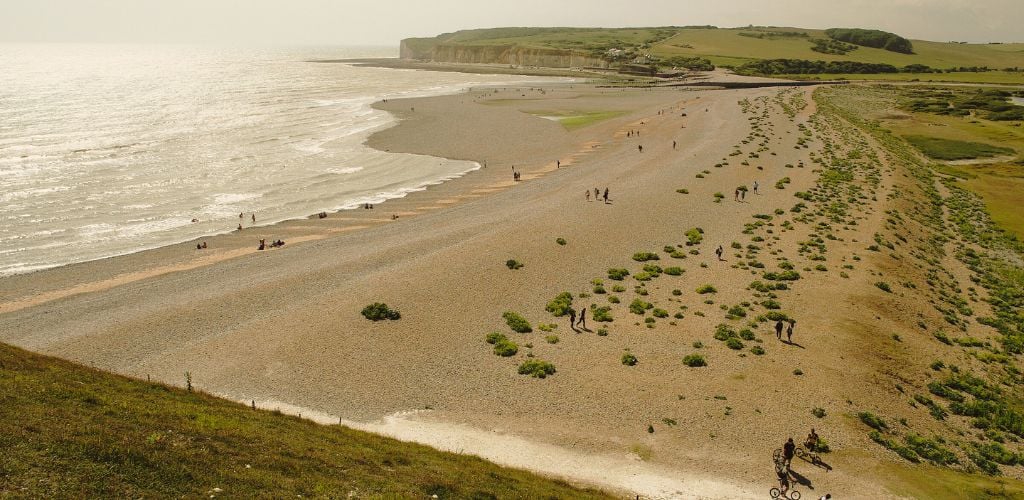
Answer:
(795, 443, 821, 466)
(769, 487, 801, 500)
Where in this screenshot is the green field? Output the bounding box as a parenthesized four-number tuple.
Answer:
(0, 342, 609, 498)
(903, 135, 1015, 161)
(783, 72, 1024, 85)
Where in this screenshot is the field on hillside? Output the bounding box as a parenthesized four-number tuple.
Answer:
(854, 85, 1024, 239)
(0, 342, 608, 498)
(786, 72, 1024, 85)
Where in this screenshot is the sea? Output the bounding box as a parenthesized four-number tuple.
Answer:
(0, 44, 557, 276)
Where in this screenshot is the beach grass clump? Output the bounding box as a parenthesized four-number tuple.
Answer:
(502, 311, 532, 333)
(629, 299, 653, 315)
(725, 338, 744, 350)
(683, 354, 707, 367)
(545, 335, 559, 344)
(545, 292, 574, 317)
(676, 188, 689, 194)
(750, 345, 765, 355)
(812, 407, 827, 418)
(664, 266, 683, 276)
(621, 351, 638, 366)
(505, 259, 524, 270)
(607, 268, 631, 280)
(652, 308, 669, 318)
(361, 303, 401, 321)
(556, 237, 567, 246)
(632, 252, 660, 262)
(858, 411, 889, 431)
(875, 281, 893, 293)
(763, 270, 801, 281)
(696, 284, 717, 294)
(486, 333, 520, 357)
(593, 306, 614, 322)
(775, 177, 791, 189)
(685, 228, 704, 246)
(517, 359, 556, 378)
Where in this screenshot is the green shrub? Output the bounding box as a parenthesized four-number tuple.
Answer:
(683, 354, 707, 367)
(875, 281, 893, 293)
(621, 352, 638, 366)
(763, 270, 801, 281)
(905, 434, 958, 465)
(726, 305, 747, 318)
(629, 299, 653, 315)
(545, 335, 559, 344)
(739, 329, 756, 341)
(761, 299, 781, 309)
(812, 407, 826, 418)
(545, 292, 574, 317)
(506, 259, 524, 270)
(685, 228, 704, 246)
(593, 306, 614, 322)
(502, 311, 532, 333)
(597, 327, 609, 336)
(725, 338, 744, 350)
(750, 345, 765, 355)
(493, 340, 519, 357)
(676, 188, 689, 194)
(692, 341, 704, 349)
(858, 412, 888, 431)
(652, 308, 669, 318)
(518, 359, 556, 378)
(632, 252, 660, 262)
(556, 237, 567, 246)
(696, 284, 717, 294)
(361, 303, 401, 321)
(485, 332, 506, 345)
(664, 266, 683, 276)
(608, 268, 631, 280)
(672, 289, 682, 296)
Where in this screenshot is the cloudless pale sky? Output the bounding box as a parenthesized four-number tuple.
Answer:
(1, 0, 1020, 46)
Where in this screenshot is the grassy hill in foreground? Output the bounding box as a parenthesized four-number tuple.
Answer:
(0, 342, 608, 498)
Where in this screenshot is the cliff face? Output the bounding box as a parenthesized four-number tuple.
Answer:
(399, 39, 608, 69)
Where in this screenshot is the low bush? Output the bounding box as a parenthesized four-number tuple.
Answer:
(622, 352, 638, 366)
(593, 306, 614, 322)
(608, 268, 630, 280)
(858, 411, 888, 431)
(696, 284, 718, 294)
(518, 359, 556, 378)
(502, 311, 532, 333)
(632, 252, 660, 262)
(664, 266, 683, 276)
(725, 338, 744, 350)
(683, 354, 707, 367)
(629, 299, 653, 315)
(750, 345, 765, 355)
(812, 407, 827, 418)
(545, 292, 574, 317)
(685, 228, 704, 246)
(506, 259, 524, 270)
(545, 335, 559, 344)
(361, 303, 401, 321)
(556, 237, 567, 246)
(875, 281, 893, 293)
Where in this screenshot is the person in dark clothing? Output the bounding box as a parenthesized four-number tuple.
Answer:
(638, 144, 643, 153)
(787, 320, 795, 343)
(568, 308, 577, 329)
(603, 188, 609, 203)
(715, 245, 724, 261)
(577, 306, 587, 329)
(775, 320, 784, 340)
(783, 438, 796, 469)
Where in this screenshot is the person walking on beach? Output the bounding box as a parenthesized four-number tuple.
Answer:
(787, 320, 795, 343)
(734, 188, 740, 201)
(638, 144, 643, 153)
(672, 140, 677, 150)
(577, 305, 587, 330)
(753, 180, 759, 194)
(557, 160, 561, 168)
(603, 188, 609, 203)
(568, 307, 577, 330)
(715, 245, 724, 261)
(741, 188, 746, 201)
(594, 187, 600, 200)
(586, 190, 591, 202)
(775, 320, 784, 340)
(783, 438, 796, 470)
(251, 213, 255, 223)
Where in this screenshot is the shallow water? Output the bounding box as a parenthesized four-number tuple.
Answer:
(0, 44, 554, 276)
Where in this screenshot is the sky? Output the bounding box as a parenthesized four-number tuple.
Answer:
(2, 0, 1021, 46)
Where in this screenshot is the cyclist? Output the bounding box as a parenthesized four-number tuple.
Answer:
(805, 428, 820, 451)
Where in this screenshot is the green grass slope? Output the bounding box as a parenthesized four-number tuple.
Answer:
(0, 342, 609, 498)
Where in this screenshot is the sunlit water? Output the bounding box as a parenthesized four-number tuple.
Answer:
(0, 44, 555, 276)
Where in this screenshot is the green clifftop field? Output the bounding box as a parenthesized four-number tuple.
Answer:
(401, 26, 1024, 82)
(0, 342, 608, 498)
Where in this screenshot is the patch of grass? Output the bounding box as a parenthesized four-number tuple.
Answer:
(545, 335, 560, 344)
(621, 351, 638, 366)
(903, 135, 1014, 161)
(502, 311, 532, 333)
(696, 284, 717, 294)
(517, 359, 557, 378)
(632, 252, 660, 262)
(859, 411, 889, 431)
(361, 303, 401, 321)
(556, 237, 567, 246)
(875, 281, 893, 293)
(629, 299, 653, 315)
(505, 259, 524, 270)
(682, 354, 707, 367)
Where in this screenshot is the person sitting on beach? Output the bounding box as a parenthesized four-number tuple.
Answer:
(258, 239, 266, 251)
(197, 243, 202, 250)
(201, 241, 207, 249)
(237, 223, 243, 231)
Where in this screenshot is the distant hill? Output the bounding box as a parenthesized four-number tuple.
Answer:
(400, 26, 1024, 74)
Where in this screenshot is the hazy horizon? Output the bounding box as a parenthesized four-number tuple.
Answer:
(2, 0, 1022, 47)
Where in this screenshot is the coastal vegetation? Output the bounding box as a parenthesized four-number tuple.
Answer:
(361, 302, 401, 321)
